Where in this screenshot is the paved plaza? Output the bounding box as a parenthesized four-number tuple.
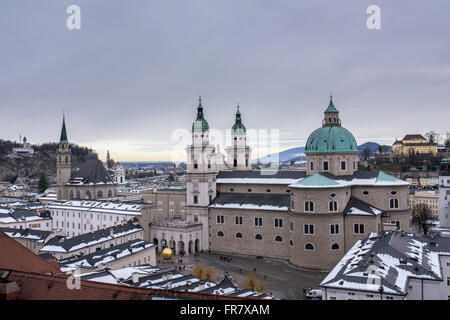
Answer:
(168, 252, 328, 300)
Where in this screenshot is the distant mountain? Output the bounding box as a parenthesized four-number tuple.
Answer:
(253, 147, 306, 164)
(254, 142, 392, 164)
(358, 142, 392, 156)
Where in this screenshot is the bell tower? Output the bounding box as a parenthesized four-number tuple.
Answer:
(56, 115, 71, 200)
(227, 103, 251, 170)
(186, 97, 217, 252)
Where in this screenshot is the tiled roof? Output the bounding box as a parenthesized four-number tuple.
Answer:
(1, 269, 252, 300)
(68, 159, 116, 185)
(0, 230, 61, 275)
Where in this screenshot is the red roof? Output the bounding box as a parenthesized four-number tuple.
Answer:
(0, 230, 62, 275)
(1, 269, 254, 300)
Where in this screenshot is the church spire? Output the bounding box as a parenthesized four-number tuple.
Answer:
(59, 114, 68, 143)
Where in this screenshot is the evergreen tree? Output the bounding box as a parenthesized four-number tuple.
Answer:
(38, 172, 49, 193)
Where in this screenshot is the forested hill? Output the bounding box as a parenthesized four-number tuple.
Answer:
(0, 139, 94, 182)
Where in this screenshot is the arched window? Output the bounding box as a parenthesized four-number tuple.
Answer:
(235, 232, 243, 239)
(97, 191, 103, 198)
(76, 190, 80, 199)
(331, 243, 340, 251)
(217, 231, 224, 237)
(69, 190, 74, 200)
(233, 159, 237, 167)
(65, 156, 68, 164)
(305, 243, 314, 251)
(275, 236, 283, 242)
(108, 190, 112, 197)
(289, 240, 293, 247)
(85, 190, 91, 199)
(255, 234, 262, 240)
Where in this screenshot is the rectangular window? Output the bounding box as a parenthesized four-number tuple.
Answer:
(193, 195, 198, 204)
(216, 215, 224, 224)
(235, 216, 243, 225)
(389, 198, 399, 209)
(290, 222, 294, 232)
(354, 224, 365, 234)
(329, 201, 338, 212)
(255, 217, 263, 227)
(275, 218, 283, 228)
(330, 224, 340, 234)
(304, 224, 314, 235)
(305, 201, 314, 212)
(310, 162, 314, 170)
(323, 161, 329, 171)
(341, 161, 346, 171)
(391, 220, 400, 230)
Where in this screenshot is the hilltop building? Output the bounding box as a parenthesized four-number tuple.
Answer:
(392, 134, 438, 156)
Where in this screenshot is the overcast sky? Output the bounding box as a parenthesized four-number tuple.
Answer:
(1, 0, 449, 161)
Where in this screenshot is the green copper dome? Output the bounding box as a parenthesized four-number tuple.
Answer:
(305, 126, 358, 152)
(305, 126, 357, 153)
(232, 104, 246, 134)
(192, 97, 209, 132)
(305, 96, 357, 153)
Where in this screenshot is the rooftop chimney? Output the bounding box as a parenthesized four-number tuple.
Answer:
(0, 271, 20, 300)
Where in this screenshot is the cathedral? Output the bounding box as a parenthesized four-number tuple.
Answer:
(56, 116, 118, 200)
(55, 95, 411, 271)
(144, 95, 411, 271)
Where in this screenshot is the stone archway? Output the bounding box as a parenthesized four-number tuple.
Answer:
(153, 238, 159, 252)
(194, 239, 200, 253)
(169, 240, 176, 254)
(161, 239, 167, 249)
(178, 241, 185, 256)
(188, 240, 193, 254)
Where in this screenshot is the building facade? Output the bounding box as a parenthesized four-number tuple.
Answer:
(392, 134, 438, 156)
(439, 158, 450, 229)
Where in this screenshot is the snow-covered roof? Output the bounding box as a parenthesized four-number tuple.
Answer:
(48, 200, 144, 215)
(79, 266, 273, 299)
(209, 193, 290, 212)
(0, 227, 53, 243)
(290, 171, 409, 189)
(59, 239, 155, 272)
(320, 231, 450, 296)
(40, 220, 143, 253)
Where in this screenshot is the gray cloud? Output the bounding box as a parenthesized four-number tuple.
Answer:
(1, 0, 449, 160)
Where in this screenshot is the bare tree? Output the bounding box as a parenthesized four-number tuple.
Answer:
(425, 131, 439, 143)
(411, 203, 434, 235)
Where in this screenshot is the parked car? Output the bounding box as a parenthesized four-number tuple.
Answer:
(306, 289, 323, 299)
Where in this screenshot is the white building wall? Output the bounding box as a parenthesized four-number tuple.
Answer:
(439, 175, 450, 229)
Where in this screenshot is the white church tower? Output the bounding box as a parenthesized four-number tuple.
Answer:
(439, 158, 450, 229)
(57, 115, 71, 200)
(186, 97, 217, 251)
(227, 104, 251, 170)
